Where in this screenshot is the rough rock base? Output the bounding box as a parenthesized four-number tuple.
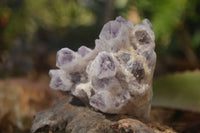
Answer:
(31, 96, 175, 133)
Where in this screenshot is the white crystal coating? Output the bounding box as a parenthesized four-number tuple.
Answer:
(49, 16, 156, 119)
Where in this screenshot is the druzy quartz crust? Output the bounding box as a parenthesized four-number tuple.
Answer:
(49, 16, 156, 119)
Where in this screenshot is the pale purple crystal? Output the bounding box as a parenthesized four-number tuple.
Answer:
(56, 48, 74, 67)
(78, 46, 92, 57)
(49, 16, 156, 119)
(49, 70, 72, 91)
(87, 52, 116, 79)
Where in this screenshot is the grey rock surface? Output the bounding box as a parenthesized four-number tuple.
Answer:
(31, 96, 155, 133)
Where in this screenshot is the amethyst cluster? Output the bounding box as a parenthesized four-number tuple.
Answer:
(49, 16, 156, 119)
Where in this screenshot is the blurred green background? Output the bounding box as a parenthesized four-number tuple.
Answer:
(0, 0, 200, 132)
(0, 0, 200, 77)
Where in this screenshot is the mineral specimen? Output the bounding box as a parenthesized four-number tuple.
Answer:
(49, 16, 156, 119)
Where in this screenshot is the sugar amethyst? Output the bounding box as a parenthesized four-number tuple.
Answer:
(49, 16, 156, 119)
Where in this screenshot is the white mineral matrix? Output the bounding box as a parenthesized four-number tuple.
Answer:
(49, 16, 156, 119)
